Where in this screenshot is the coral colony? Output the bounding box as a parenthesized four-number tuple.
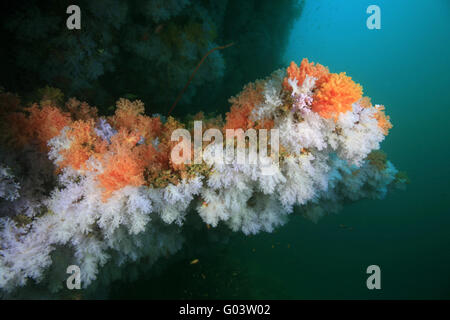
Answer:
(0, 59, 406, 295)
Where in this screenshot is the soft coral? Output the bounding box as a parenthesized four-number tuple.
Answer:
(312, 72, 363, 119)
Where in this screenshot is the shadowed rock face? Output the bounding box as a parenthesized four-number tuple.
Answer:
(0, 0, 304, 117)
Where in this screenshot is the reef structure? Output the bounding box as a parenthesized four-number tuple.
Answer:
(0, 59, 406, 295)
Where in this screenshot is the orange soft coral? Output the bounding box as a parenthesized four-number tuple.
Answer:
(97, 130, 153, 199)
(65, 98, 98, 121)
(373, 105, 392, 135)
(224, 81, 265, 131)
(282, 58, 330, 92)
(0, 93, 73, 151)
(311, 72, 363, 120)
(25, 104, 72, 152)
(111, 98, 162, 142)
(359, 96, 372, 109)
(59, 120, 107, 171)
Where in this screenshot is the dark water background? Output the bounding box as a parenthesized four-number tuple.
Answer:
(109, 0, 450, 299)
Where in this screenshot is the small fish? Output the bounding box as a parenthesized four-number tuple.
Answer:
(339, 224, 353, 231)
(155, 24, 164, 34)
(201, 273, 206, 279)
(190, 259, 199, 265)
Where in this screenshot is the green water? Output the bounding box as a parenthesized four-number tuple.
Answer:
(109, 0, 450, 299)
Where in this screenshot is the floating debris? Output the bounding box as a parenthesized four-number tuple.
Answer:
(339, 224, 353, 231)
(154, 24, 164, 34)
